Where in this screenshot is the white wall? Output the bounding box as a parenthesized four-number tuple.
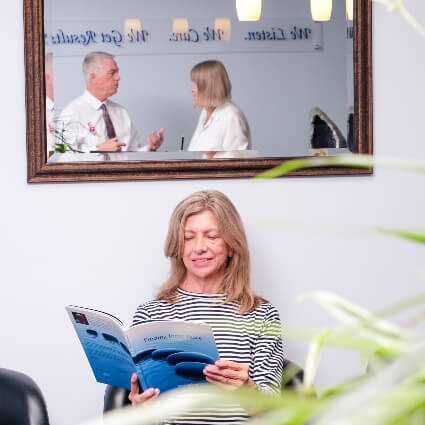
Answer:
(1, 1, 425, 425)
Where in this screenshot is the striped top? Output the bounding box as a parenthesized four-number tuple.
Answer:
(133, 288, 284, 424)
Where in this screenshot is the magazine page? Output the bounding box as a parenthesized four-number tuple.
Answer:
(126, 320, 219, 393)
(66, 305, 136, 390)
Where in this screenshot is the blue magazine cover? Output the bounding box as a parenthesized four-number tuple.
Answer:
(66, 305, 219, 392)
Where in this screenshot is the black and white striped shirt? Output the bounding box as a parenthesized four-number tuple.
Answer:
(133, 288, 284, 424)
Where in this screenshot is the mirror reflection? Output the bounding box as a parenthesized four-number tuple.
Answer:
(44, 0, 354, 162)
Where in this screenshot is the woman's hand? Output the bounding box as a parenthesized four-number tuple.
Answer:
(128, 373, 160, 405)
(203, 360, 257, 390)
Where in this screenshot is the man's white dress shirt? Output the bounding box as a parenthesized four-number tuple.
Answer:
(46, 97, 55, 152)
(58, 90, 149, 152)
(188, 102, 251, 151)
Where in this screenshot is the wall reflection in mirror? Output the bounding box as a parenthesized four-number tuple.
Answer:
(44, 0, 354, 162)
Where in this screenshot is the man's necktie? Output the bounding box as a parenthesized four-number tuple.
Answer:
(100, 103, 116, 139)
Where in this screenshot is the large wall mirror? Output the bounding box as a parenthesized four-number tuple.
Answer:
(24, 0, 372, 182)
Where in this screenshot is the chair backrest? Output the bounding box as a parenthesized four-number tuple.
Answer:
(104, 384, 131, 413)
(281, 358, 304, 390)
(0, 368, 50, 425)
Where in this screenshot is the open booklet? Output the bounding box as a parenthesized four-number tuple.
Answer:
(66, 305, 219, 392)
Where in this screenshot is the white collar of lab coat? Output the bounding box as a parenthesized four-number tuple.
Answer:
(83, 90, 108, 111)
(202, 101, 231, 128)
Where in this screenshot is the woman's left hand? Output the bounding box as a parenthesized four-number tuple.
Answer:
(203, 360, 257, 390)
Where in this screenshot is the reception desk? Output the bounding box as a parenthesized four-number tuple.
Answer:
(48, 148, 354, 163)
(48, 150, 261, 162)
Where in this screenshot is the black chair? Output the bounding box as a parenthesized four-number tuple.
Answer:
(104, 358, 304, 412)
(0, 368, 50, 425)
(104, 384, 131, 412)
(281, 358, 304, 390)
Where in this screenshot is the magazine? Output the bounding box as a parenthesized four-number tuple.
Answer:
(66, 305, 219, 392)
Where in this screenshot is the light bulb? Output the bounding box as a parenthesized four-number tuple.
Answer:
(311, 0, 332, 22)
(214, 18, 231, 40)
(236, 0, 262, 22)
(346, 0, 354, 21)
(124, 19, 142, 34)
(173, 18, 189, 34)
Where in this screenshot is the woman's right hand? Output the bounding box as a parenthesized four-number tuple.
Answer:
(128, 373, 160, 405)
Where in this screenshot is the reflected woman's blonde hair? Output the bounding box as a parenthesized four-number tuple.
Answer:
(156, 190, 265, 314)
(190, 60, 232, 108)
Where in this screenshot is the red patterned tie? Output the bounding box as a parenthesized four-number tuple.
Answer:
(101, 103, 116, 139)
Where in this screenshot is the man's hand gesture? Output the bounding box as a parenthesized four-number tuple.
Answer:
(97, 137, 126, 151)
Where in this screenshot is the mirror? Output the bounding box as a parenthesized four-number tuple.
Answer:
(24, 0, 372, 182)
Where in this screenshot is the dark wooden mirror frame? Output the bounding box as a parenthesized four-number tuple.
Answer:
(24, 0, 372, 183)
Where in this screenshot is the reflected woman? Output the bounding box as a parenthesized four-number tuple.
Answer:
(188, 60, 251, 152)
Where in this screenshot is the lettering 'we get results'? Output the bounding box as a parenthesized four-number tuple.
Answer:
(45, 28, 149, 47)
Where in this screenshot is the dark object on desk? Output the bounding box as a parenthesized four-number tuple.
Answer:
(103, 358, 304, 413)
(310, 107, 347, 149)
(89, 151, 120, 153)
(0, 368, 50, 425)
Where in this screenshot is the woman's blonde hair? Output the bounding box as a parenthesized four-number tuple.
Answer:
(156, 190, 265, 314)
(190, 60, 232, 108)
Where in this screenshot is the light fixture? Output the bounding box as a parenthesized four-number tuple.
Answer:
(310, 0, 332, 22)
(236, 0, 262, 22)
(124, 19, 142, 34)
(346, 0, 354, 21)
(173, 18, 189, 34)
(214, 18, 231, 40)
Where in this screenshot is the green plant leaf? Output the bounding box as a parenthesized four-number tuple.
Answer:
(307, 346, 425, 425)
(373, 0, 425, 39)
(304, 329, 331, 389)
(55, 144, 67, 153)
(284, 325, 406, 356)
(376, 228, 425, 245)
(373, 0, 403, 12)
(298, 292, 410, 340)
(375, 294, 425, 318)
(80, 385, 321, 425)
(255, 155, 425, 179)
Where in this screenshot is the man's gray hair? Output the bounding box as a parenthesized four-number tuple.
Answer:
(82, 51, 115, 84)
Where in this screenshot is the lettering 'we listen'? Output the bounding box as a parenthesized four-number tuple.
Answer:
(245, 26, 312, 41)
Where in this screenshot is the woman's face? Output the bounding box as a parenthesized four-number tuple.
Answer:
(182, 209, 230, 284)
(191, 81, 199, 106)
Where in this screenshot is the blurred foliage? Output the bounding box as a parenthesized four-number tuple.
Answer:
(79, 2, 425, 425)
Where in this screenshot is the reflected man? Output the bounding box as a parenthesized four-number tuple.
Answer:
(59, 52, 164, 152)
